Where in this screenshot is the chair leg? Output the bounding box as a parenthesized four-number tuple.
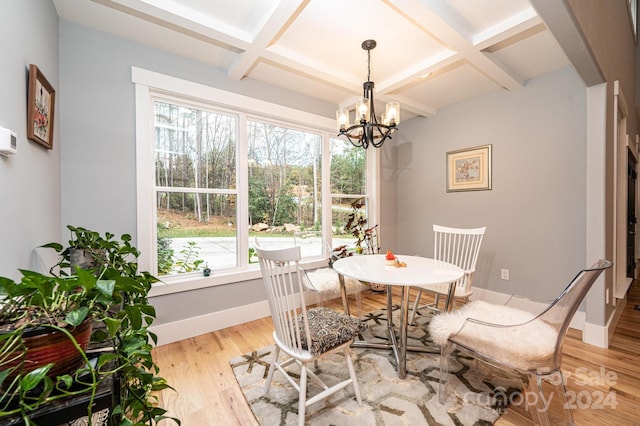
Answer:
(317, 289, 325, 308)
(264, 345, 280, 393)
(556, 371, 575, 426)
(532, 371, 574, 426)
(298, 363, 308, 426)
(409, 288, 422, 324)
(522, 373, 552, 426)
(344, 347, 362, 405)
(438, 343, 452, 404)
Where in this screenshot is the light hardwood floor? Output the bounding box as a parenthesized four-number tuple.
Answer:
(152, 282, 640, 425)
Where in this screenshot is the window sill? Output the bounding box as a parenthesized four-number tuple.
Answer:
(148, 258, 329, 297)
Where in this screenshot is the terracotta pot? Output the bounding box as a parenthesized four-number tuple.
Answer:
(3, 318, 93, 380)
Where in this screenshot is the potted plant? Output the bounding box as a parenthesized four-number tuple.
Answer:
(0, 226, 179, 425)
(344, 198, 378, 254)
(47, 225, 141, 278)
(343, 199, 385, 291)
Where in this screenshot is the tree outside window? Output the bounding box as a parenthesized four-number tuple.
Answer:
(150, 99, 369, 280)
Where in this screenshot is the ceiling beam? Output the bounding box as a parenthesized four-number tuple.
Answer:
(473, 7, 542, 50)
(389, 95, 438, 117)
(386, 0, 525, 90)
(528, 0, 604, 86)
(98, 0, 250, 50)
(226, 0, 307, 81)
(376, 50, 459, 94)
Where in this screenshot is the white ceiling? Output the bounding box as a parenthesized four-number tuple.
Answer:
(52, 0, 571, 120)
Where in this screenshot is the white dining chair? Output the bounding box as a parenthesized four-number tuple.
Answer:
(254, 244, 365, 426)
(409, 225, 485, 324)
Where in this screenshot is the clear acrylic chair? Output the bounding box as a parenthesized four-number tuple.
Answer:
(298, 228, 378, 317)
(254, 244, 365, 426)
(410, 225, 486, 324)
(429, 259, 612, 426)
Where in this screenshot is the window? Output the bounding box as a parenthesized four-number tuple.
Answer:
(629, 0, 638, 43)
(154, 100, 239, 273)
(133, 68, 378, 294)
(330, 137, 368, 230)
(247, 120, 323, 258)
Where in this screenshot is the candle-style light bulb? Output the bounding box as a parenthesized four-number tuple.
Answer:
(356, 98, 370, 123)
(385, 102, 400, 126)
(336, 109, 349, 131)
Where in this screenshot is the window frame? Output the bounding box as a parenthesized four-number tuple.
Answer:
(132, 67, 379, 296)
(629, 0, 638, 43)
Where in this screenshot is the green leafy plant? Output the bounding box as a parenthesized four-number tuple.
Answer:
(248, 247, 259, 264)
(45, 225, 140, 278)
(344, 198, 377, 253)
(0, 226, 180, 425)
(157, 234, 175, 276)
(174, 241, 204, 273)
(155, 228, 204, 275)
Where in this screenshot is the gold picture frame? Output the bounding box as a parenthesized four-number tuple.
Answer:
(446, 144, 492, 192)
(27, 64, 56, 149)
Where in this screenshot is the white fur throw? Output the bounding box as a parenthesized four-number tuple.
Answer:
(304, 267, 367, 296)
(428, 300, 559, 371)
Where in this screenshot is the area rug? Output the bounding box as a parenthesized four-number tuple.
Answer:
(230, 306, 522, 425)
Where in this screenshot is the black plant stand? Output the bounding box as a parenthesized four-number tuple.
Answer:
(0, 371, 116, 425)
(1, 341, 119, 426)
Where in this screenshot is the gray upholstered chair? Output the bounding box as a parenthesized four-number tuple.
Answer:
(429, 259, 612, 426)
(255, 244, 366, 426)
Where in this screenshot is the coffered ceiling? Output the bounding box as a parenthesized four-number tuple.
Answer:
(52, 0, 572, 120)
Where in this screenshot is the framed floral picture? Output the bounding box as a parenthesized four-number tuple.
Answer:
(27, 64, 55, 149)
(446, 144, 492, 192)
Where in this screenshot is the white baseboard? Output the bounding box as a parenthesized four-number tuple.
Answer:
(582, 319, 609, 348)
(152, 288, 614, 348)
(151, 300, 271, 347)
(583, 294, 627, 348)
(151, 291, 323, 347)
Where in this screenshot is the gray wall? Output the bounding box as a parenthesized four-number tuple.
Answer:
(392, 66, 587, 301)
(58, 20, 335, 238)
(57, 20, 338, 326)
(1, 10, 593, 328)
(0, 1, 61, 280)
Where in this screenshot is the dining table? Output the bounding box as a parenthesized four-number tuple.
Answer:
(332, 254, 464, 379)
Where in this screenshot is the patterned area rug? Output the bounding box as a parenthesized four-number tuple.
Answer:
(230, 306, 521, 425)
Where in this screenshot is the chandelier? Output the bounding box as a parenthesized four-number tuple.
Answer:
(336, 40, 400, 149)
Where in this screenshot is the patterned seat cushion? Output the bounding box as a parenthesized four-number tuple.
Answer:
(297, 307, 368, 356)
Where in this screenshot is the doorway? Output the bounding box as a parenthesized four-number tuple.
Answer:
(628, 149, 637, 278)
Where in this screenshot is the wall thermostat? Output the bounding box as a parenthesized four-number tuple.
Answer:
(0, 127, 17, 156)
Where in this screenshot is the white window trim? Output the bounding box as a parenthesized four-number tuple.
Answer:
(132, 67, 378, 296)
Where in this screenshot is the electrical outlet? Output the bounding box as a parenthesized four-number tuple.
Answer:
(500, 269, 510, 280)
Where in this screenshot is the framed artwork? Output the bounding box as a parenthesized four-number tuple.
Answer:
(446, 144, 492, 192)
(27, 64, 56, 149)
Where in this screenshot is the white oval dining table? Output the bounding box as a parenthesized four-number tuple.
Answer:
(332, 254, 463, 379)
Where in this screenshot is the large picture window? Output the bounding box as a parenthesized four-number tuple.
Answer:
(247, 120, 323, 258)
(133, 68, 377, 293)
(154, 101, 239, 274)
(330, 137, 368, 231)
